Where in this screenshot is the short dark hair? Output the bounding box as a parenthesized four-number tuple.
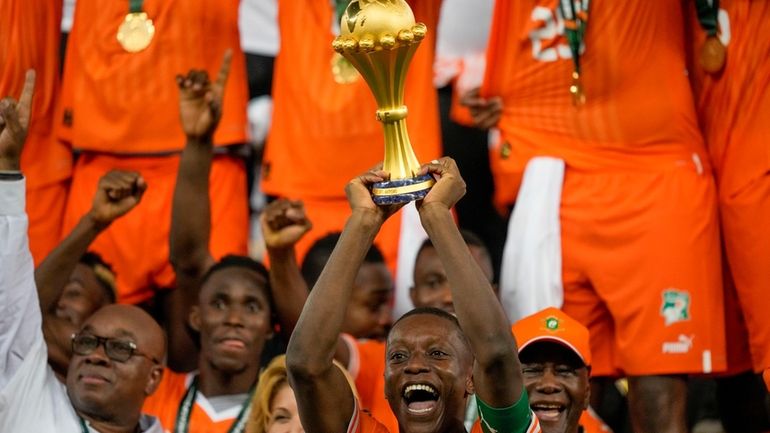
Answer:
(79, 252, 117, 304)
(301, 232, 385, 288)
(415, 229, 489, 261)
(389, 307, 471, 355)
(202, 254, 272, 303)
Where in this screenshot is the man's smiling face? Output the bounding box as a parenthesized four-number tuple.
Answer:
(520, 342, 589, 433)
(384, 312, 473, 433)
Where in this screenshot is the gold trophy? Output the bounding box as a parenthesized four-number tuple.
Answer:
(333, 0, 434, 205)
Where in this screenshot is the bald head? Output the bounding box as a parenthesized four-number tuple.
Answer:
(85, 305, 166, 361)
(66, 304, 166, 426)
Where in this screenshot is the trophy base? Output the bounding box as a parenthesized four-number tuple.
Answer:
(372, 175, 435, 205)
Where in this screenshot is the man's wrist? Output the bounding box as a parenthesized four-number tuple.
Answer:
(83, 212, 111, 232)
(0, 170, 23, 181)
(186, 135, 214, 147)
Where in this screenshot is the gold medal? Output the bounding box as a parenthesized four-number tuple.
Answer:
(570, 71, 586, 106)
(331, 52, 360, 84)
(117, 12, 155, 53)
(700, 35, 726, 74)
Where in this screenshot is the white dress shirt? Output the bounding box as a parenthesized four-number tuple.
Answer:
(0, 178, 162, 433)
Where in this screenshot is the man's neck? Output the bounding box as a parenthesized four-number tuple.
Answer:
(197, 360, 259, 397)
(79, 411, 139, 433)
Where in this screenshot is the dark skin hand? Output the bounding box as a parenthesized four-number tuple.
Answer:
(37, 170, 146, 378)
(0, 69, 35, 171)
(416, 157, 523, 409)
(458, 87, 502, 130)
(167, 51, 232, 371)
(261, 199, 312, 338)
(286, 167, 403, 433)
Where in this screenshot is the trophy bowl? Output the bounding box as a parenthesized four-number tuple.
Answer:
(333, 0, 434, 205)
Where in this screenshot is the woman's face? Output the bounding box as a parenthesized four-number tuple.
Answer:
(266, 384, 304, 433)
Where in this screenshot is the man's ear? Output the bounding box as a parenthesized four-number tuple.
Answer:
(465, 373, 475, 397)
(145, 365, 164, 396)
(582, 367, 591, 410)
(409, 285, 418, 306)
(189, 306, 201, 332)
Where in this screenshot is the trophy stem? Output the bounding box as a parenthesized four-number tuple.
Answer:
(381, 119, 421, 180)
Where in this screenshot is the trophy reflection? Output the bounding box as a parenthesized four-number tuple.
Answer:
(333, 0, 434, 205)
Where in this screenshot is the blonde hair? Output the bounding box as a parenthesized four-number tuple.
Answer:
(246, 355, 360, 433)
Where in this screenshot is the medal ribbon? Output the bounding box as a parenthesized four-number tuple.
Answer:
(129, 0, 144, 14)
(79, 417, 90, 433)
(558, 0, 590, 104)
(695, 0, 720, 36)
(173, 376, 256, 433)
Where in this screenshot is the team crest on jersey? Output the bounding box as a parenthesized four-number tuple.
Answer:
(661, 289, 690, 326)
(545, 316, 559, 331)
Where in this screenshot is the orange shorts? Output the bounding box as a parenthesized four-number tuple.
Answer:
(720, 171, 770, 372)
(560, 164, 726, 377)
(276, 197, 401, 277)
(26, 179, 69, 266)
(62, 153, 249, 305)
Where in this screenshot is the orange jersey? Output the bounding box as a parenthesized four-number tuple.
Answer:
(353, 403, 541, 433)
(57, 0, 248, 153)
(482, 0, 707, 204)
(262, 0, 442, 199)
(688, 0, 770, 196)
(143, 370, 251, 433)
(0, 0, 71, 187)
(580, 408, 613, 433)
(346, 338, 396, 433)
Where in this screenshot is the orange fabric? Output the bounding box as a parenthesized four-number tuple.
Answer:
(481, 0, 708, 207)
(26, 180, 69, 266)
(262, 0, 442, 199)
(512, 307, 592, 367)
(143, 370, 242, 433)
(351, 340, 397, 433)
(62, 153, 248, 305)
(348, 407, 391, 433)
(579, 409, 613, 433)
(57, 0, 247, 153)
(689, 0, 770, 373)
(289, 197, 402, 276)
(0, 0, 72, 188)
(559, 166, 725, 377)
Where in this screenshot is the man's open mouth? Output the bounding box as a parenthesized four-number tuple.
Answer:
(531, 403, 566, 421)
(403, 383, 440, 415)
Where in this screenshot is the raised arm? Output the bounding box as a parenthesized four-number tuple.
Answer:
(261, 199, 312, 338)
(167, 52, 232, 370)
(35, 170, 145, 375)
(0, 70, 39, 386)
(168, 53, 233, 286)
(262, 199, 355, 364)
(286, 169, 402, 433)
(417, 157, 523, 408)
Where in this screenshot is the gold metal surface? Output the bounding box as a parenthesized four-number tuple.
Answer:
(333, 0, 427, 180)
(372, 178, 435, 196)
(117, 12, 155, 53)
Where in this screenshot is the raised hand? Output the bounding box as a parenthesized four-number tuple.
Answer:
(88, 170, 147, 229)
(459, 87, 502, 130)
(261, 199, 313, 251)
(345, 165, 404, 226)
(176, 50, 232, 142)
(417, 157, 466, 212)
(0, 70, 36, 170)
